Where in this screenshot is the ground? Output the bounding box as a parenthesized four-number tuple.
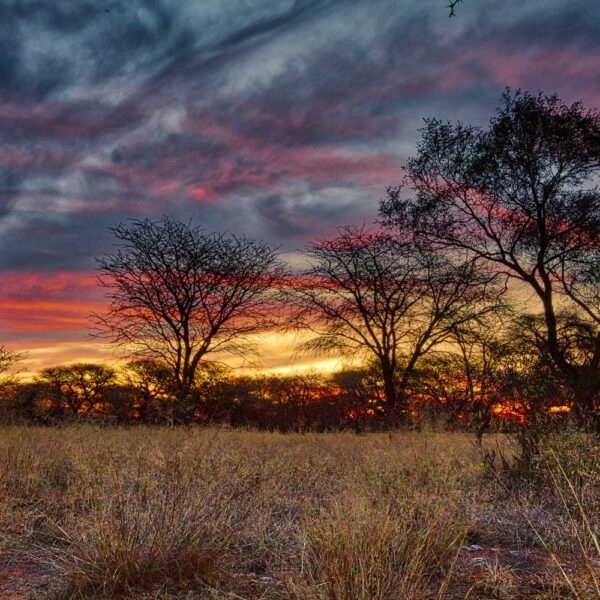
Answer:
(0, 427, 598, 599)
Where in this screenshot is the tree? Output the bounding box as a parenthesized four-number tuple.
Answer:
(416, 311, 530, 439)
(0, 346, 25, 422)
(489, 316, 574, 467)
(261, 372, 326, 432)
(290, 225, 499, 422)
(0, 345, 23, 398)
(94, 217, 283, 418)
(330, 366, 384, 432)
(36, 363, 116, 417)
(447, 314, 514, 440)
(0, 345, 23, 383)
(193, 362, 236, 423)
(121, 358, 176, 423)
(380, 90, 600, 426)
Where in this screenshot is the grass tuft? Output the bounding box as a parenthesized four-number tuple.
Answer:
(289, 499, 466, 600)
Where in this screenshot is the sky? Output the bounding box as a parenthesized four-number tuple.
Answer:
(1, 0, 599, 373)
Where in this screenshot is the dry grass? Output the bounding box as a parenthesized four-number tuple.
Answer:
(0, 426, 598, 599)
(289, 499, 466, 600)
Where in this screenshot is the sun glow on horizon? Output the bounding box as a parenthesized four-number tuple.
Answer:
(254, 358, 343, 376)
(12, 331, 346, 379)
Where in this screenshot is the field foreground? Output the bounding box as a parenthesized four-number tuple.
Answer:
(0, 427, 599, 599)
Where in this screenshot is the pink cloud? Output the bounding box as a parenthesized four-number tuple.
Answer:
(0, 271, 103, 335)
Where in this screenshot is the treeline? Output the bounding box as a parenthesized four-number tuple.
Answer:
(0, 357, 570, 434)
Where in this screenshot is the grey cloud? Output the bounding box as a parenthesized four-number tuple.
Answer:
(255, 194, 309, 236)
(1, 0, 600, 275)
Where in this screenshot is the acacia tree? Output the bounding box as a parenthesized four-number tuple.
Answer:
(290, 225, 499, 422)
(37, 363, 116, 417)
(380, 90, 600, 425)
(555, 251, 600, 416)
(261, 372, 326, 432)
(330, 366, 384, 432)
(95, 217, 283, 416)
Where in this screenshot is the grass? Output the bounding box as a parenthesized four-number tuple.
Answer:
(0, 426, 598, 599)
(289, 498, 466, 599)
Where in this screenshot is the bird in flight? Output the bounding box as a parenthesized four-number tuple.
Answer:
(447, 0, 463, 17)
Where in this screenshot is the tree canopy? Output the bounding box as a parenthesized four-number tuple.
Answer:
(94, 216, 283, 415)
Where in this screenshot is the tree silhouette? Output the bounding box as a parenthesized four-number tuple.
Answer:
(36, 363, 116, 417)
(122, 358, 176, 423)
(290, 225, 499, 422)
(94, 216, 283, 417)
(381, 90, 600, 426)
(0, 345, 23, 381)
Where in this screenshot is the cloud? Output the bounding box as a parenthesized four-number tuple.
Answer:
(1, 0, 599, 366)
(0, 270, 101, 341)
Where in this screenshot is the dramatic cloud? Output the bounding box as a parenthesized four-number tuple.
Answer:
(1, 0, 599, 367)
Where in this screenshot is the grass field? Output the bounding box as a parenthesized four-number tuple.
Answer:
(0, 427, 599, 599)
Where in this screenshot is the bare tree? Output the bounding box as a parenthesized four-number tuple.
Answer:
(554, 252, 600, 419)
(261, 372, 325, 432)
(420, 313, 514, 440)
(290, 225, 499, 422)
(381, 90, 600, 425)
(94, 217, 283, 415)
